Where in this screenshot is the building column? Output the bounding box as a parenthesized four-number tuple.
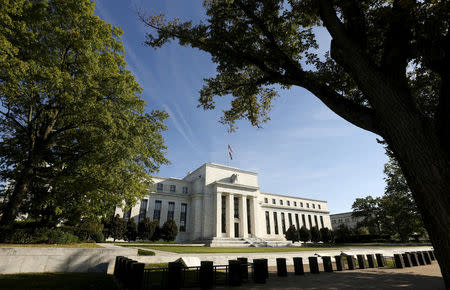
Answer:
(277, 211, 284, 237)
(226, 193, 234, 238)
(215, 192, 222, 237)
(250, 196, 258, 237)
(239, 195, 248, 238)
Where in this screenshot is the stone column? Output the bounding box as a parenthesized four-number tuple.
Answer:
(239, 195, 248, 238)
(250, 196, 258, 237)
(227, 193, 235, 238)
(215, 192, 222, 237)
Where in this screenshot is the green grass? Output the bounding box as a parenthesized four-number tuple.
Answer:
(0, 273, 121, 289)
(0, 243, 103, 248)
(138, 249, 155, 256)
(145, 263, 169, 269)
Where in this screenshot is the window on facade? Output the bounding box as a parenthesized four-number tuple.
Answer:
(295, 214, 300, 230)
(281, 213, 286, 233)
(182, 187, 188, 194)
(221, 195, 226, 233)
(280, 200, 283, 205)
(169, 185, 176, 192)
(139, 200, 148, 222)
(234, 197, 239, 218)
(312, 204, 315, 209)
(287, 201, 290, 206)
(300, 202, 303, 207)
(307, 203, 310, 208)
(124, 208, 131, 220)
(264, 198, 268, 203)
(308, 215, 312, 229)
(294, 201, 297, 206)
(288, 213, 293, 227)
(318, 204, 321, 209)
(153, 200, 162, 220)
(246, 198, 251, 234)
(314, 215, 318, 228)
(273, 212, 279, 234)
(265, 211, 271, 234)
(302, 214, 306, 228)
(167, 202, 175, 220)
(320, 216, 324, 229)
(157, 183, 163, 191)
(272, 199, 276, 204)
(180, 203, 187, 232)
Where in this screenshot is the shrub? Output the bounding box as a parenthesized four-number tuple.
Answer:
(310, 226, 321, 243)
(74, 219, 104, 242)
(125, 218, 138, 241)
(109, 214, 126, 241)
(137, 217, 153, 240)
(299, 226, 311, 243)
(319, 227, 333, 243)
(161, 219, 178, 242)
(285, 225, 299, 243)
(150, 221, 162, 241)
(91, 231, 105, 243)
(138, 249, 155, 256)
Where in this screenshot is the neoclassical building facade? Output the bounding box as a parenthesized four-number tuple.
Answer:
(116, 163, 332, 244)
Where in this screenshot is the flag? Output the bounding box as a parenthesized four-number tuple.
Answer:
(229, 151, 233, 160)
(228, 144, 234, 153)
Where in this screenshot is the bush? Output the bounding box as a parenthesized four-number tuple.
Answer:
(319, 227, 333, 243)
(138, 249, 155, 256)
(137, 217, 153, 240)
(150, 221, 161, 241)
(299, 226, 311, 243)
(74, 219, 104, 242)
(109, 214, 126, 241)
(125, 218, 138, 241)
(0, 227, 79, 244)
(310, 226, 321, 243)
(161, 219, 178, 242)
(91, 231, 105, 243)
(285, 225, 299, 243)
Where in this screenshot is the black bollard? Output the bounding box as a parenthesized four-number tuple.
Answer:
(394, 254, 405, 268)
(334, 256, 345, 271)
(375, 254, 385, 267)
(402, 253, 412, 267)
(308, 257, 320, 274)
(262, 259, 269, 278)
(429, 251, 436, 261)
(168, 261, 183, 290)
(118, 258, 129, 283)
(366, 254, 377, 268)
(126, 260, 137, 287)
(132, 262, 145, 290)
(200, 261, 214, 289)
(346, 256, 356, 270)
(422, 251, 432, 265)
(416, 252, 425, 265)
(253, 259, 267, 284)
(408, 252, 419, 266)
(357, 255, 366, 269)
(228, 260, 242, 286)
(113, 256, 122, 278)
(293, 257, 304, 275)
(276, 258, 287, 277)
(237, 257, 248, 280)
(322, 256, 333, 272)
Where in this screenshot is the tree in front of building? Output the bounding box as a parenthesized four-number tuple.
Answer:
(352, 196, 382, 234)
(285, 225, 299, 243)
(333, 225, 353, 243)
(0, 0, 169, 227)
(125, 218, 138, 242)
(319, 228, 333, 243)
(137, 217, 153, 240)
(298, 226, 311, 243)
(109, 215, 126, 242)
(161, 220, 178, 242)
(150, 221, 162, 242)
(310, 227, 321, 243)
(141, 1, 450, 285)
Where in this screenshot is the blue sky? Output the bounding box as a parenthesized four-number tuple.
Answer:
(94, 0, 388, 214)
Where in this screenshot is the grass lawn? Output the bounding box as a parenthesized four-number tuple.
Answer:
(119, 244, 430, 254)
(0, 243, 103, 248)
(0, 273, 121, 289)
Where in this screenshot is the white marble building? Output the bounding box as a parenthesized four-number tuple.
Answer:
(115, 163, 331, 245)
(330, 212, 364, 230)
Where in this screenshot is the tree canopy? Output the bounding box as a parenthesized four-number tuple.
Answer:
(0, 0, 169, 226)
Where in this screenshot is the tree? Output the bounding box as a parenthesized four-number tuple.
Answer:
(285, 225, 299, 243)
(352, 196, 382, 234)
(137, 217, 152, 240)
(319, 227, 333, 243)
(125, 218, 138, 242)
(298, 226, 311, 243)
(109, 214, 126, 242)
(310, 226, 321, 243)
(150, 221, 162, 241)
(141, 1, 450, 285)
(0, 0, 169, 226)
(334, 225, 353, 244)
(161, 219, 178, 242)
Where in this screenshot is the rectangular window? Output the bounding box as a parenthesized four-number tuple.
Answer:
(167, 202, 175, 220)
(265, 211, 271, 234)
(280, 200, 283, 205)
(307, 203, 310, 208)
(221, 195, 226, 233)
(170, 185, 176, 192)
(264, 198, 268, 203)
(281, 213, 286, 233)
(180, 203, 187, 232)
(272, 199, 276, 204)
(273, 212, 279, 234)
(295, 214, 300, 230)
(234, 197, 239, 218)
(308, 215, 312, 229)
(157, 183, 163, 191)
(139, 200, 148, 222)
(320, 216, 324, 229)
(314, 215, 318, 227)
(302, 214, 306, 227)
(294, 201, 297, 207)
(287, 201, 290, 206)
(300, 202, 303, 207)
(124, 208, 131, 220)
(246, 198, 251, 234)
(182, 187, 188, 194)
(312, 204, 315, 209)
(153, 200, 162, 220)
(318, 204, 321, 209)
(288, 213, 293, 227)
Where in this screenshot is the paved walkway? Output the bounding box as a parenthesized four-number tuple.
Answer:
(218, 263, 445, 289)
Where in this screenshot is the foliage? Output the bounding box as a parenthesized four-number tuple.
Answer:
(137, 217, 152, 240)
(310, 226, 321, 243)
(333, 225, 353, 243)
(125, 218, 138, 242)
(298, 226, 311, 243)
(160, 219, 178, 242)
(355, 227, 370, 235)
(352, 196, 382, 234)
(109, 215, 126, 241)
(73, 219, 104, 242)
(0, 226, 79, 244)
(285, 225, 299, 243)
(0, 0, 169, 226)
(319, 227, 333, 243)
(150, 221, 162, 242)
(137, 249, 155, 256)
